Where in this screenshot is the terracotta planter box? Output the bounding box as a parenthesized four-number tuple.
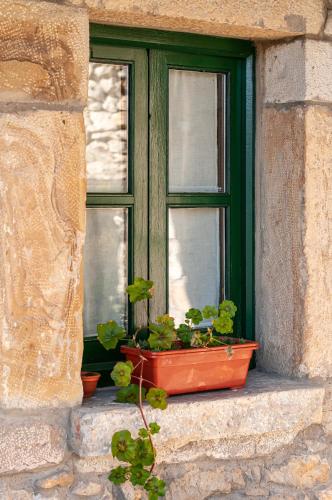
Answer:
(121, 339, 259, 395)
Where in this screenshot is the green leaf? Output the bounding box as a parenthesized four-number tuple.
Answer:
(116, 384, 146, 404)
(108, 465, 129, 485)
(185, 308, 203, 325)
(176, 323, 192, 345)
(111, 361, 133, 387)
(219, 300, 237, 318)
(126, 277, 154, 303)
(132, 438, 155, 466)
(146, 388, 168, 410)
(145, 476, 166, 499)
(148, 323, 176, 351)
(149, 422, 160, 435)
(129, 465, 150, 486)
(138, 428, 149, 438)
(155, 314, 175, 329)
(213, 312, 234, 334)
(111, 430, 136, 463)
(202, 305, 218, 320)
(97, 320, 126, 351)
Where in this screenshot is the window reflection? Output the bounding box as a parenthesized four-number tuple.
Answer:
(85, 62, 129, 193)
(84, 208, 128, 336)
(168, 208, 224, 326)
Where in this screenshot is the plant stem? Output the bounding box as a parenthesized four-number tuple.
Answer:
(131, 374, 159, 387)
(137, 354, 156, 474)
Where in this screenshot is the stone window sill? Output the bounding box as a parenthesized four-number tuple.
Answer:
(70, 370, 325, 463)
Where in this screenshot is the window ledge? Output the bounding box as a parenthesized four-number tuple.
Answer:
(70, 370, 325, 463)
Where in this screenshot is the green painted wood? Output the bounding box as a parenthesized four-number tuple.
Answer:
(243, 54, 255, 341)
(84, 45, 149, 369)
(167, 194, 231, 206)
(227, 58, 244, 336)
(86, 194, 135, 206)
(85, 25, 255, 371)
(90, 24, 254, 58)
(149, 49, 244, 327)
(149, 50, 168, 319)
(132, 47, 149, 328)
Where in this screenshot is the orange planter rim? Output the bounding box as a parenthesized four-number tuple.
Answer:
(121, 339, 259, 358)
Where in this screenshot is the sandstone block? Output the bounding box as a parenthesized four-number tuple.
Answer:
(0, 111, 86, 409)
(0, 491, 34, 500)
(36, 470, 75, 489)
(256, 105, 332, 378)
(317, 484, 332, 499)
(71, 481, 104, 496)
(70, 371, 324, 462)
(168, 465, 232, 499)
(324, 11, 332, 37)
(264, 40, 332, 103)
(245, 487, 269, 496)
(266, 455, 330, 489)
(0, 1, 88, 104)
(256, 106, 307, 377)
(74, 455, 115, 474)
(86, 0, 325, 39)
(0, 420, 66, 474)
(300, 106, 332, 379)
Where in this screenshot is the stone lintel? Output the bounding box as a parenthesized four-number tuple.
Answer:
(84, 0, 325, 40)
(70, 371, 325, 463)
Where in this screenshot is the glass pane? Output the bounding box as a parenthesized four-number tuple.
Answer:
(84, 208, 128, 337)
(168, 207, 224, 326)
(169, 69, 226, 193)
(85, 62, 129, 193)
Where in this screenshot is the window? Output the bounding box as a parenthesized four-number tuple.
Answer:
(82, 26, 254, 375)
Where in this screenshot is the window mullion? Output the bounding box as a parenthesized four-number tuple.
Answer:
(132, 48, 149, 329)
(149, 50, 168, 320)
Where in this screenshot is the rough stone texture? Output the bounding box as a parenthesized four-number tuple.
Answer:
(265, 455, 330, 489)
(301, 106, 332, 379)
(0, 111, 86, 409)
(35, 470, 74, 489)
(74, 455, 115, 474)
(83, 0, 325, 40)
(0, 0, 88, 105)
(264, 40, 332, 104)
(256, 105, 332, 379)
(317, 484, 332, 500)
(323, 381, 332, 434)
(256, 106, 306, 377)
(325, 11, 332, 37)
(0, 419, 67, 474)
(70, 371, 324, 461)
(71, 481, 104, 496)
(0, 411, 331, 499)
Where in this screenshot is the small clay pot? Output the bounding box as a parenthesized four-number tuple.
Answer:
(81, 371, 101, 398)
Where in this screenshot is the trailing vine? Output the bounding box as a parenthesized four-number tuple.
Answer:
(97, 277, 237, 499)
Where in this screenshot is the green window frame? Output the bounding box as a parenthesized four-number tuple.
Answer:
(83, 25, 255, 376)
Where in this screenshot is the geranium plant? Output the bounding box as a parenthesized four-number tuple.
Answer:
(97, 277, 239, 499)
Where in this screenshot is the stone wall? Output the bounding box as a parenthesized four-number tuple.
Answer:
(0, 0, 331, 498)
(256, 39, 332, 379)
(0, 0, 88, 408)
(0, 373, 332, 499)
